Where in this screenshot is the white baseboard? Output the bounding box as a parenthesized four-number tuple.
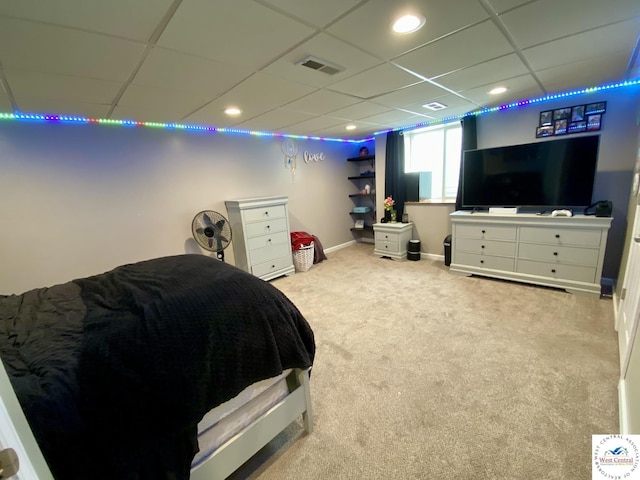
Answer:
(325, 240, 357, 255)
(423, 252, 444, 262)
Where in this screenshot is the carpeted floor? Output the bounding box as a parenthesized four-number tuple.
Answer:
(229, 242, 619, 480)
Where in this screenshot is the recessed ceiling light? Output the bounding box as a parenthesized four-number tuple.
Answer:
(489, 86, 508, 95)
(224, 107, 242, 116)
(392, 14, 426, 34)
(346, 124, 357, 130)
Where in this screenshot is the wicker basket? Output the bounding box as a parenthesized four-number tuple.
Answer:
(292, 242, 314, 272)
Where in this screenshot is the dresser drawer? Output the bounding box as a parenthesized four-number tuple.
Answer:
(248, 241, 291, 265)
(454, 251, 515, 271)
(375, 231, 401, 243)
(455, 238, 516, 257)
(518, 243, 600, 267)
(455, 224, 517, 241)
(243, 205, 287, 223)
(516, 259, 596, 283)
(519, 227, 601, 247)
(245, 217, 288, 238)
(375, 239, 399, 254)
(247, 230, 289, 251)
(252, 255, 294, 277)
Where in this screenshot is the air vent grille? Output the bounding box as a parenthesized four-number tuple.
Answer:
(296, 56, 344, 75)
(422, 101, 448, 111)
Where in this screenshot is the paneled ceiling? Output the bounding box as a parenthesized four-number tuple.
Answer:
(0, 0, 638, 139)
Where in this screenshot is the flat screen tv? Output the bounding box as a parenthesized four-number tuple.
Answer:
(461, 135, 600, 211)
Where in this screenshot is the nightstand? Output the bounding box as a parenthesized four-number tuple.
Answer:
(373, 222, 413, 260)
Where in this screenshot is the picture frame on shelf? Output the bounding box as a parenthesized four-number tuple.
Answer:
(568, 121, 587, 133)
(587, 114, 602, 131)
(539, 110, 553, 126)
(571, 105, 585, 122)
(554, 119, 568, 135)
(536, 125, 554, 138)
(586, 102, 607, 115)
(553, 108, 571, 120)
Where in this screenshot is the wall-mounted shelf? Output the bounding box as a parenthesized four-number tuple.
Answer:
(347, 154, 375, 237)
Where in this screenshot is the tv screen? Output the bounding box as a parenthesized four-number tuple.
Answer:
(461, 135, 599, 211)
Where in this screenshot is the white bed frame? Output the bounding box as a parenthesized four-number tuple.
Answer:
(190, 368, 313, 480)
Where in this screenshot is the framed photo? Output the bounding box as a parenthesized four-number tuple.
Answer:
(554, 119, 568, 135)
(536, 125, 554, 138)
(571, 105, 585, 122)
(553, 108, 571, 120)
(539, 110, 553, 126)
(568, 121, 587, 133)
(587, 114, 602, 131)
(586, 102, 606, 115)
(354, 219, 365, 229)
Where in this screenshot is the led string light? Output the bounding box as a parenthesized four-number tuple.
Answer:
(1, 79, 638, 142)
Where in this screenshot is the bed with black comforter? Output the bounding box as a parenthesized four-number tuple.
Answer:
(0, 254, 315, 480)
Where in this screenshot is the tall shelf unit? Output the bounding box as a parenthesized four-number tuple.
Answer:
(347, 154, 375, 237)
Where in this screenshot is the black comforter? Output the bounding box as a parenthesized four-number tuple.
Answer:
(0, 254, 315, 480)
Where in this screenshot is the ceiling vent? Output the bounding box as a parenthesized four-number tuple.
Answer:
(422, 101, 447, 111)
(296, 56, 344, 75)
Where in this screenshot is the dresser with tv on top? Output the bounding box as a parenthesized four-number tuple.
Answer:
(449, 211, 612, 297)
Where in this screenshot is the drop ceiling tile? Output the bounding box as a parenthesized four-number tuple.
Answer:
(0, 89, 12, 111)
(327, 63, 422, 99)
(435, 54, 529, 92)
(281, 90, 360, 115)
(184, 72, 316, 124)
(11, 98, 111, 118)
(310, 121, 382, 139)
(460, 74, 543, 106)
(325, 101, 392, 121)
(5, 70, 122, 105)
(326, 0, 489, 60)
(233, 109, 315, 132)
(372, 81, 453, 108)
(258, 0, 362, 28)
(501, 0, 640, 49)
(394, 20, 515, 79)
(117, 84, 214, 122)
(360, 109, 425, 126)
(134, 48, 253, 96)
(260, 33, 383, 88)
(523, 18, 640, 72)
(156, 0, 314, 70)
(279, 115, 346, 135)
(0, 0, 174, 41)
(484, 0, 532, 14)
(0, 17, 145, 81)
(535, 53, 632, 94)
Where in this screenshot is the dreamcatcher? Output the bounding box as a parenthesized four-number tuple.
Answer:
(282, 138, 298, 182)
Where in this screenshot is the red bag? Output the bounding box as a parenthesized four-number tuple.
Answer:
(290, 231, 315, 251)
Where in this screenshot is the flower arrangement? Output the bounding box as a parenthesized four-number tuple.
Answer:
(384, 196, 395, 211)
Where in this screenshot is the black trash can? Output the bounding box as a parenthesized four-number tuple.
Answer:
(443, 234, 452, 266)
(407, 239, 421, 261)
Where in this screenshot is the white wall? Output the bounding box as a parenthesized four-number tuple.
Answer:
(0, 121, 373, 293)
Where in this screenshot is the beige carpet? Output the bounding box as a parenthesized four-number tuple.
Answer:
(229, 243, 619, 480)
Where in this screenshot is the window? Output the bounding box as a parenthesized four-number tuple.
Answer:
(404, 121, 462, 200)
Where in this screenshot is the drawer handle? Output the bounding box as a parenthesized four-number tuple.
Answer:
(267, 238, 272, 243)
(551, 269, 556, 273)
(555, 234, 560, 238)
(265, 211, 270, 216)
(481, 245, 485, 249)
(553, 252, 558, 256)
(480, 260, 484, 264)
(266, 225, 271, 230)
(481, 230, 486, 234)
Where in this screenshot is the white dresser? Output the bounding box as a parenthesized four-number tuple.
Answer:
(450, 211, 612, 297)
(373, 222, 413, 260)
(225, 196, 295, 281)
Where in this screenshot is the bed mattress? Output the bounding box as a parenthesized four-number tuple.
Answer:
(192, 370, 291, 468)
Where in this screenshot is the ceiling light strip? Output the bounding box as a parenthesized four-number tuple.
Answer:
(379, 79, 640, 136)
(0, 112, 371, 143)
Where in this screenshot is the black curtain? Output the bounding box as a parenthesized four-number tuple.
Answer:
(384, 131, 406, 220)
(455, 115, 478, 211)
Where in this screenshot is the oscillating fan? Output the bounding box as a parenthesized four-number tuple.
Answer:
(191, 210, 232, 261)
